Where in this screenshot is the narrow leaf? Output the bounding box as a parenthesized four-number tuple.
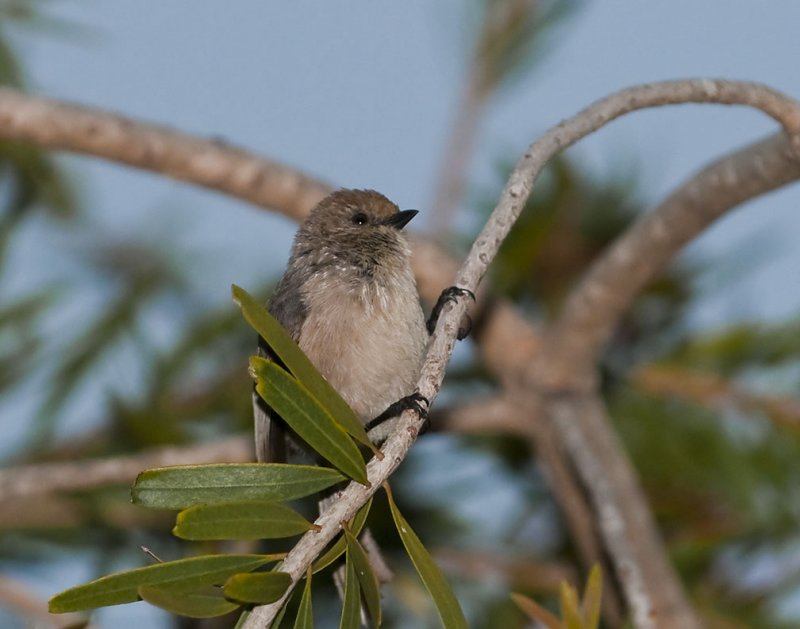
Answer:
(293, 572, 314, 629)
(174, 501, 315, 541)
(581, 565, 602, 629)
(49, 554, 273, 613)
(313, 498, 373, 573)
(345, 529, 382, 627)
(223, 572, 292, 605)
(510, 593, 561, 629)
(234, 609, 251, 629)
(339, 552, 361, 629)
(270, 600, 288, 629)
(252, 358, 367, 484)
(233, 284, 374, 451)
(560, 581, 583, 629)
(132, 463, 344, 510)
(138, 584, 239, 618)
(386, 485, 467, 629)
(238, 604, 287, 629)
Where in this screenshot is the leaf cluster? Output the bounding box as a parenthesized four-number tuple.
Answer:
(48, 288, 468, 627)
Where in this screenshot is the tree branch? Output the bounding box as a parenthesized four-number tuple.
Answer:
(0, 436, 250, 501)
(4, 83, 799, 627)
(0, 575, 89, 628)
(526, 128, 800, 628)
(632, 364, 800, 430)
(245, 80, 800, 627)
(430, 394, 529, 435)
(534, 131, 800, 390)
(470, 130, 800, 626)
(0, 88, 331, 220)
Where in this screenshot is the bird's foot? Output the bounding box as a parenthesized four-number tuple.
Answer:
(427, 286, 475, 339)
(365, 392, 430, 442)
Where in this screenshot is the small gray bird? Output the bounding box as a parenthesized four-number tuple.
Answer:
(254, 188, 437, 463)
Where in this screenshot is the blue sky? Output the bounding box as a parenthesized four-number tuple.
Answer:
(11, 1, 800, 326)
(5, 3, 800, 626)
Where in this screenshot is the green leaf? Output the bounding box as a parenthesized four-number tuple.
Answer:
(252, 358, 368, 484)
(293, 572, 314, 629)
(560, 580, 583, 629)
(174, 501, 316, 540)
(234, 609, 251, 629)
(132, 463, 345, 510)
(223, 571, 292, 605)
(345, 529, 382, 627)
(339, 552, 361, 629)
(510, 592, 560, 629)
(313, 497, 373, 573)
(138, 584, 240, 618)
(386, 485, 467, 629)
(581, 565, 602, 629)
(270, 600, 288, 629)
(49, 554, 273, 613)
(233, 285, 375, 452)
(235, 605, 287, 629)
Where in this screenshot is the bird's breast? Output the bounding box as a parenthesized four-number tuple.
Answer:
(298, 271, 427, 422)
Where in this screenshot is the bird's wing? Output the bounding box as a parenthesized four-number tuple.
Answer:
(252, 337, 288, 463)
(252, 276, 308, 463)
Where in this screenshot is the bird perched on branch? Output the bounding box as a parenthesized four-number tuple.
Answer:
(254, 188, 471, 463)
(251, 188, 472, 612)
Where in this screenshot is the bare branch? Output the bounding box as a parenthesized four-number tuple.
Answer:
(434, 548, 575, 593)
(430, 394, 530, 435)
(0, 575, 90, 628)
(524, 120, 800, 628)
(5, 82, 800, 627)
(453, 80, 800, 303)
(0, 436, 250, 502)
(633, 364, 800, 430)
(546, 394, 677, 628)
(525, 131, 798, 627)
(0, 88, 479, 312)
(246, 80, 800, 627)
(0, 87, 331, 220)
(535, 132, 800, 390)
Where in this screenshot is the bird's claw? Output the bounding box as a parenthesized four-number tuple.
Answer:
(427, 285, 476, 338)
(365, 392, 430, 435)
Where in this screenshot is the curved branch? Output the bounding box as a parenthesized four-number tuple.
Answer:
(4, 83, 799, 627)
(534, 131, 800, 389)
(245, 80, 800, 627)
(0, 88, 472, 311)
(453, 79, 800, 298)
(0, 87, 331, 220)
(527, 131, 800, 627)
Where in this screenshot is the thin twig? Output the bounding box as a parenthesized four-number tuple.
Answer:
(0, 575, 89, 628)
(632, 364, 800, 430)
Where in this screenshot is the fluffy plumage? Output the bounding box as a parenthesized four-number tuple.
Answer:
(253, 188, 427, 462)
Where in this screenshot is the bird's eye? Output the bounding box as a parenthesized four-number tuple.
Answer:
(352, 212, 368, 225)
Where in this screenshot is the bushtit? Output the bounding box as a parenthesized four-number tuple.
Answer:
(253, 188, 455, 463)
(252, 189, 472, 610)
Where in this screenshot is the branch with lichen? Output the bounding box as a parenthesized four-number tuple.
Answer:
(2, 82, 800, 627)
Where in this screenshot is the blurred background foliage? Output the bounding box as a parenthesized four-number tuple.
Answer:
(1, 1, 799, 628)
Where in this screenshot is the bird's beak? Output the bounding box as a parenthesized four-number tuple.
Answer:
(384, 209, 418, 230)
